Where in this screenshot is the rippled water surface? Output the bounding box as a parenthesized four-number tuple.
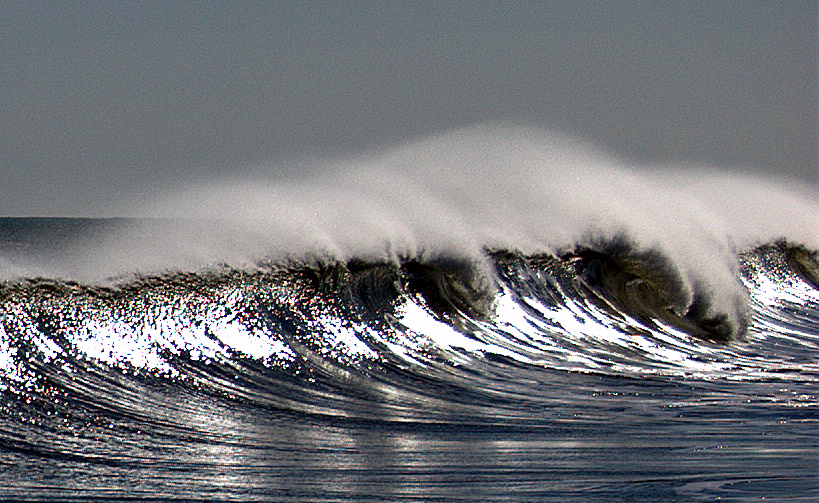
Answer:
(0, 219, 816, 501)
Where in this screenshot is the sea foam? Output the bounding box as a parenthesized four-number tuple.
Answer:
(5, 125, 817, 328)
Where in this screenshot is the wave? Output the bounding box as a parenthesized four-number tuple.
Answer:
(0, 125, 816, 427)
(1, 238, 817, 424)
(4, 126, 814, 325)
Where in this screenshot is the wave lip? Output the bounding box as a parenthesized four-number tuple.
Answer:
(784, 244, 819, 289)
(560, 241, 746, 342)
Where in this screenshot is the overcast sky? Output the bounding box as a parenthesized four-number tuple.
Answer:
(1, 1, 815, 216)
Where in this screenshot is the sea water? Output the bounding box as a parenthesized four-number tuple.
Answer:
(0, 126, 816, 501)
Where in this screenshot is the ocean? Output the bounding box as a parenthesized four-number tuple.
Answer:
(0, 127, 816, 501)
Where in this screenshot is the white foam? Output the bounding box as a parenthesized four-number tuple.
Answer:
(7, 124, 817, 324)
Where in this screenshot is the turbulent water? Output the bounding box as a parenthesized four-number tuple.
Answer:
(0, 128, 817, 501)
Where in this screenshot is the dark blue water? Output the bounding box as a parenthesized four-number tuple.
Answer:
(2, 373, 815, 501)
(0, 218, 816, 502)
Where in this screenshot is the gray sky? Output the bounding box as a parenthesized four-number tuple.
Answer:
(1, 1, 815, 216)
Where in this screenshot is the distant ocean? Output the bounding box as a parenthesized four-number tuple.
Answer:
(1, 127, 816, 501)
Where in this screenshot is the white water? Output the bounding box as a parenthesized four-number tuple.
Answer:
(4, 125, 816, 323)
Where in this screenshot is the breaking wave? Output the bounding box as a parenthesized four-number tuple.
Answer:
(1, 236, 817, 427)
(0, 124, 815, 431)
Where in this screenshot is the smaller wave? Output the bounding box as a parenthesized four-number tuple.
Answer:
(784, 243, 819, 289)
(555, 235, 745, 342)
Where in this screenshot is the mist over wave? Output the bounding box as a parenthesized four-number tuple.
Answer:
(143, 125, 816, 242)
(1, 125, 815, 334)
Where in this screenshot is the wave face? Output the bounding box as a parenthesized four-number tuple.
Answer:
(1, 238, 817, 415)
(0, 127, 816, 501)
